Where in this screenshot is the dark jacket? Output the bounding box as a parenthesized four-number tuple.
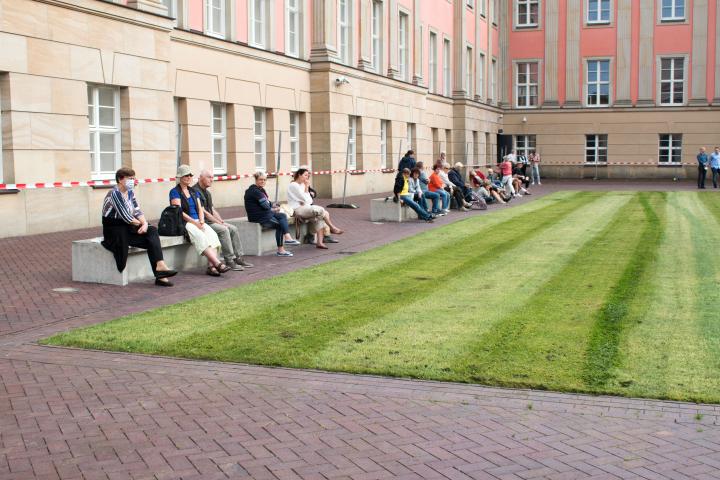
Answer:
(392, 174, 407, 202)
(192, 184, 214, 215)
(244, 184, 274, 223)
(397, 155, 416, 173)
(448, 168, 465, 189)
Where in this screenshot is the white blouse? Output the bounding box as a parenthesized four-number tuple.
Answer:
(287, 182, 313, 210)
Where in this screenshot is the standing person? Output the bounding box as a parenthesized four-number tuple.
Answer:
(244, 171, 299, 257)
(397, 150, 416, 173)
(711, 147, 720, 189)
(506, 149, 517, 164)
(500, 155, 516, 197)
(529, 150, 541, 185)
(170, 165, 229, 276)
(101, 167, 177, 287)
(416, 161, 446, 215)
(287, 168, 344, 250)
(435, 151, 447, 170)
(393, 168, 434, 222)
(698, 147, 709, 189)
(193, 169, 254, 271)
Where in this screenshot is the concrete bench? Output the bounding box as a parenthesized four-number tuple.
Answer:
(72, 235, 206, 286)
(370, 197, 419, 222)
(226, 216, 309, 256)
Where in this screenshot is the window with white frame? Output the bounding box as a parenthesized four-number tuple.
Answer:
(205, 0, 225, 38)
(286, 0, 301, 57)
(211, 103, 227, 174)
(659, 134, 682, 163)
(585, 134, 608, 163)
(587, 0, 610, 23)
(380, 120, 388, 169)
(516, 0, 539, 27)
(251, 0, 267, 48)
(398, 12, 409, 81)
(161, 0, 178, 24)
(478, 53, 485, 99)
(407, 123, 415, 151)
(88, 85, 121, 179)
(491, 59, 497, 102)
(348, 116, 357, 170)
(254, 108, 266, 170)
(467, 0, 474, 8)
(338, 0, 352, 65)
(587, 59, 610, 106)
(660, 57, 685, 105)
(516, 62, 538, 107)
(371, 0, 383, 73)
(661, 0, 684, 21)
(465, 47, 474, 98)
(289, 111, 300, 170)
(443, 38, 451, 96)
(173, 98, 182, 167)
(515, 135, 536, 158)
(480, 0, 486, 16)
(428, 32, 438, 93)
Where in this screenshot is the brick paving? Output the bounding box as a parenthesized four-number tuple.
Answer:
(1, 179, 717, 480)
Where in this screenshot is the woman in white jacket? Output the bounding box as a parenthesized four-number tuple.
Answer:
(287, 168, 344, 249)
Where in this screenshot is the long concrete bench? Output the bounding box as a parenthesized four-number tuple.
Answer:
(370, 197, 419, 222)
(72, 235, 206, 286)
(226, 216, 309, 256)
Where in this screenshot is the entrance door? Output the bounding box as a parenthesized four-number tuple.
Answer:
(497, 134, 513, 165)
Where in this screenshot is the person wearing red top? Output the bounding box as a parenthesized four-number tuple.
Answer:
(428, 165, 452, 213)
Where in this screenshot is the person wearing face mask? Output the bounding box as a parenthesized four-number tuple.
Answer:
(101, 167, 177, 286)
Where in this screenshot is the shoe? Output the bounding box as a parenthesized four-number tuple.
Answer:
(460, 207, 470, 211)
(424, 218, 434, 223)
(316, 244, 329, 249)
(537, 182, 542, 185)
(284, 239, 301, 246)
(155, 269, 177, 279)
(442, 209, 451, 214)
(276, 251, 294, 257)
(235, 257, 254, 268)
(216, 263, 231, 273)
(230, 261, 244, 271)
(330, 228, 344, 235)
(325, 237, 340, 243)
(206, 266, 221, 277)
(304, 234, 316, 244)
(154, 278, 174, 287)
(525, 191, 532, 195)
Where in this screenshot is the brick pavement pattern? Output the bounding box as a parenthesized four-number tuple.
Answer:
(1, 180, 718, 480)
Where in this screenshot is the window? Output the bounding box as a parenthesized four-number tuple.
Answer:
(478, 53, 485, 100)
(380, 120, 388, 169)
(516, 62, 539, 107)
(515, 135, 536, 158)
(407, 123, 415, 151)
(173, 98, 182, 167)
(660, 57, 685, 105)
(516, 0, 539, 27)
(205, 0, 225, 38)
(254, 108, 266, 170)
(428, 32, 438, 93)
(661, 0, 684, 21)
(211, 103, 227, 174)
(443, 39, 451, 96)
(465, 47, 473, 98)
(398, 12, 409, 81)
(251, 0, 267, 47)
(371, 1, 383, 73)
(286, 0, 300, 57)
(161, 0, 178, 24)
(659, 134, 682, 164)
(587, 59, 610, 106)
(587, 0, 610, 23)
(467, 0, 474, 7)
(88, 85, 121, 180)
(348, 116, 357, 170)
(338, 0, 352, 65)
(289, 111, 300, 170)
(585, 134, 608, 163)
(491, 59, 497, 102)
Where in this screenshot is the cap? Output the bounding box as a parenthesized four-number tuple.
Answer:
(176, 164, 193, 178)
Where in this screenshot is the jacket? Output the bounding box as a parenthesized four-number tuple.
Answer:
(244, 184, 274, 223)
(448, 168, 465, 189)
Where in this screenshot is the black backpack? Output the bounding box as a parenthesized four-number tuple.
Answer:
(157, 205, 184, 236)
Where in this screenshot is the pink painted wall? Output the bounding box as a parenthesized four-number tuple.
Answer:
(420, 0, 454, 92)
(236, 0, 248, 43)
(188, 0, 203, 32)
(466, 8, 476, 48)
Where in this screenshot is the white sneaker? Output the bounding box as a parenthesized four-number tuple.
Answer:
(538, 182, 542, 185)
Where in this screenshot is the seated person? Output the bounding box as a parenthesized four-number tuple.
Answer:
(244, 171, 299, 257)
(193, 169, 253, 271)
(512, 163, 532, 196)
(449, 162, 474, 203)
(393, 168, 434, 223)
(171, 165, 229, 276)
(102, 167, 177, 287)
(441, 163, 470, 211)
(408, 168, 436, 218)
(287, 168, 344, 250)
(415, 162, 446, 215)
(428, 164, 451, 213)
(487, 168, 512, 202)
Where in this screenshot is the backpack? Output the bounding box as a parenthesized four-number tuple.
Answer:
(157, 205, 184, 236)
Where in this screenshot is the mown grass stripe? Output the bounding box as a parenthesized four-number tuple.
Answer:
(448, 193, 655, 392)
(581, 192, 666, 388)
(311, 192, 632, 379)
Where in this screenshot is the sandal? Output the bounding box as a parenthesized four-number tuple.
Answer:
(206, 266, 221, 277)
(216, 263, 231, 273)
(330, 228, 344, 235)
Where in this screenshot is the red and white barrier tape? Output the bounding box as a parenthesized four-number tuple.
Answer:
(0, 168, 396, 191)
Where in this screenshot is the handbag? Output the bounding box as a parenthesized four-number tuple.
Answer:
(157, 205, 184, 236)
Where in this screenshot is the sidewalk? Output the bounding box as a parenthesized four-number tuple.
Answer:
(1, 179, 717, 480)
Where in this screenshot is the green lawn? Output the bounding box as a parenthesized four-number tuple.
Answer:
(44, 191, 720, 403)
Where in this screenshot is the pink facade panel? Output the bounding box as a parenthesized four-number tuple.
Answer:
(654, 24, 692, 54)
(466, 8, 476, 47)
(708, 0, 717, 99)
(236, 0, 248, 43)
(580, 28, 616, 58)
(276, 0, 285, 52)
(492, 26, 499, 58)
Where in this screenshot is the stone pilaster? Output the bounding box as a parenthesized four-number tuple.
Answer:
(357, 0, 373, 70)
(715, 0, 720, 103)
(615, 0, 632, 105)
(452, 0, 467, 98)
(412, 0, 423, 85)
(637, 0, 654, 105)
(475, 3, 483, 102)
(388, 0, 400, 78)
(499, 0, 509, 106)
(564, 0, 581, 107)
(544, 0, 559, 107)
(689, 0, 708, 104)
(310, 0, 337, 61)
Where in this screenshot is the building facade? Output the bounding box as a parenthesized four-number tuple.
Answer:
(0, 0, 717, 237)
